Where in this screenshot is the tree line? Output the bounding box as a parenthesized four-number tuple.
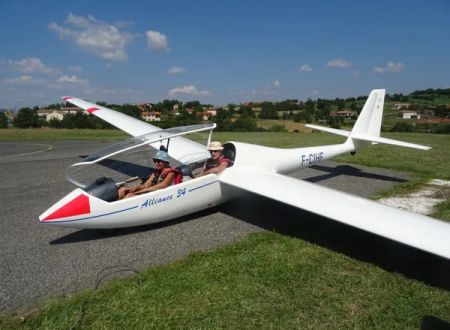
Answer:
(3, 88, 449, 133)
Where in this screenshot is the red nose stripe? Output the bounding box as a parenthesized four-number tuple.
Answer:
(63, 96, 73, 101)
(87, 107, 99, 113)
(43, 194, 90, 221)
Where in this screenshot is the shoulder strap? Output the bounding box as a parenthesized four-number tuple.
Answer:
(218, 156, 233, 166)
(161, 168, 183, 185)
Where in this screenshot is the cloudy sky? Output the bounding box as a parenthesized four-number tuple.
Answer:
(0, 0, 449, 108)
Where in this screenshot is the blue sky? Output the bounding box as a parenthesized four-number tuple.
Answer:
(1, 0, 449, 108)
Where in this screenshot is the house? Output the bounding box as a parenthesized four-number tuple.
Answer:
(0, 109, 15, 123)
(401, 110, 420, 119)
(197, 108, 217, 121)
(37, 106, 81, 121)
(136, 103, 153, 112)
(331, 110, 355, 119)
(393, 103, 410, 111)
(142, 111, 161, 122)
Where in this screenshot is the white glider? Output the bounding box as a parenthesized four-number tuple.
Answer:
(39, 90, 450, 259)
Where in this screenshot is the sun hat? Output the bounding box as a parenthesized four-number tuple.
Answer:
(208, 141, 223, 151)
(153, 150, 170, 163)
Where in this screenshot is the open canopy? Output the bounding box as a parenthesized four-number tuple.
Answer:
(77, 123, 215, 165)
(66, 123, 215, 187)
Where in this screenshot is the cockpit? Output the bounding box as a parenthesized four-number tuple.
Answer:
(64, 124, 235, 202)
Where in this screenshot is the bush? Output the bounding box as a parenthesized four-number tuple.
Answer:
(268, 125, 288, 132)
(390, 121, 413, 132)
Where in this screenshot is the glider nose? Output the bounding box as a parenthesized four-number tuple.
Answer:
(40, 190, 91, 223)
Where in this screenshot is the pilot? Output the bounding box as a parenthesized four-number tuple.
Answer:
(199, 141, 233, 176)
(118, 150, 179, 199)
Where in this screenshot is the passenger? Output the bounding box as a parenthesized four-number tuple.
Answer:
(118, 150, 178, 199)
(199, 141, 233, 176)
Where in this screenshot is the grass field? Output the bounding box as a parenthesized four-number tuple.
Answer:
(0, 128, 128, 141)
(256, 119, 311, 132)
(1, 128, 449, 329)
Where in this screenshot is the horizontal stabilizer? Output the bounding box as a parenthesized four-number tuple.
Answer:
(305, 124, 351, 138)
(351, 134, 431, 150)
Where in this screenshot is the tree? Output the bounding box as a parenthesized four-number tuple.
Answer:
(304, 99, 315, 112)
(294, 111, 313, 123)
(0, 112, 8, 128)
(334, 98, 345, 110)
(231, 114, 258, 131)
(258, 102, 277, 119)
(391, 121, 413, 132)
(48, 118, 61, 128)
(13, 108, 40, 128)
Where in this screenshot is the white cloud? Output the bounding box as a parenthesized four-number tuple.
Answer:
(272, 80, 281, 88)
(2, 75, 37, 85)
(299, 64, 313, 72)
(372, 61, 406, 74)
(372, 67, 385, 74)
(168, 85, 210, 97)
(56, 75, 88, 84)
(67, 65, 82, 73)
(0, 57, 55, 74)
(49, 13, 133, 61)
(146, 30, 169, 51)
(326, 58, 352, 68)
(386, 61, 406, 72)
(168, 66, 186, 75)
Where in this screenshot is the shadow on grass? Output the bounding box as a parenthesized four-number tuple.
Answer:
(221, 193, 450, 291)
(306, 164, 407, 184)
(421, 315, 450, 329)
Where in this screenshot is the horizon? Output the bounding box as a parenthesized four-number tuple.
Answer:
(1, 1, 449, 108)
(5, 87, 446, 112)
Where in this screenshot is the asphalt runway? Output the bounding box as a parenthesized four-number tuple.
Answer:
(0, 141, 448, 311)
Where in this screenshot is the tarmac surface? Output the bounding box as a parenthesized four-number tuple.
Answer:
(0, 140, 448, 311)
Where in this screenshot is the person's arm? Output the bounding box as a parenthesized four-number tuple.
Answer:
(135, 172, 175, 194)
(202, 162, 228, 175)
(128, 174, 153, 192)
(197, 162, 207, 177)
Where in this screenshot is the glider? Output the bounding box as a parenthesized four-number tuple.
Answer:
(39, 89, 450, 259)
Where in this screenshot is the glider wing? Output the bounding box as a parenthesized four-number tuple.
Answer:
(62, 96, 209, 158)
(62, 96, 160, 137)
(219, 167, 450, 259)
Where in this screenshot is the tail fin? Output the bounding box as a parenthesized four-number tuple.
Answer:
(350, 89, 430, 150)
(306, 89, 431, 151)
(351, 89, 385, 138)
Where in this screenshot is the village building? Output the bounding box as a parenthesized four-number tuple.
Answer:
(393, 103, 411, 111)
(141, 111, 161, 122)
(331, 110, 355, 119)
(37, 107, 81, 121)
(400, 110, 420, 119)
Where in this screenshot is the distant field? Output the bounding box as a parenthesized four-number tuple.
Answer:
(0, 128, 127, 141)
(256, 119, 311, 132)
(1, 128, 449, 329)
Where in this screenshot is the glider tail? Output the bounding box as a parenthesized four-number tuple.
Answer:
(348, 89, 430, 150)
(306, 89, 431, 151)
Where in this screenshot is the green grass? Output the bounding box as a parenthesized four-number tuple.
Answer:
(2, 232, 449, 329)
(0, 128, 127, 141)
(1, 129, 449, 328)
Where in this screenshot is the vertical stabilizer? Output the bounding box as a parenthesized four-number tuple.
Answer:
(349, 89, 430, 150)
(351, 89, 385, 137)
(306, 89, 430, 150)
